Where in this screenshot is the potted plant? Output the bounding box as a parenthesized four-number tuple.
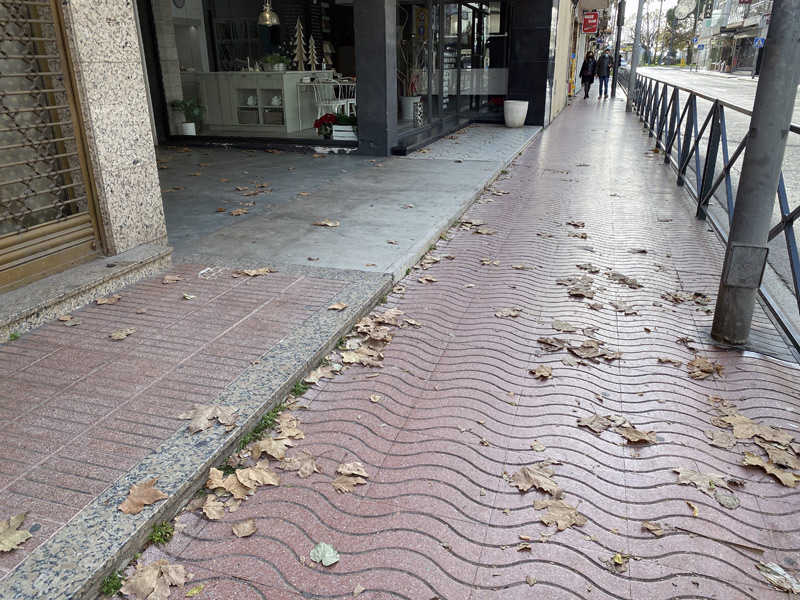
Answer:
(314, 113, 357, 141)
(398, 38, 427, 120)
(262, 52, 291, 72)
(171, 99, 206, 136)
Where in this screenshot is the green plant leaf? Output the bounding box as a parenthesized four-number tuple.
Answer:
(310, 541, 339, 566)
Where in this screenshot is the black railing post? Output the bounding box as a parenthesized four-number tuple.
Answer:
(676, 94, 695, 186)
(696, 101, 721, 220)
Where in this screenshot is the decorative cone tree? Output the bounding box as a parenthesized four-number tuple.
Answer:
(293, 18, 306, 69)
(307, 34, 318, 71)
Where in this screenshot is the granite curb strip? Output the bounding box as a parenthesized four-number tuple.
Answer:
(0, 271, 391, 600)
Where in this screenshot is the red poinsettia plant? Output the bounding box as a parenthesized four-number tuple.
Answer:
(314, 113, 337, 138)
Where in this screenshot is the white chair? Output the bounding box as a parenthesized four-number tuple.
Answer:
(339, 82, 357, 116)
(312, 79, 348, 118)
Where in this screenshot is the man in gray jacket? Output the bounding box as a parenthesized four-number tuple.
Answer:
(595, 48, 613, 99)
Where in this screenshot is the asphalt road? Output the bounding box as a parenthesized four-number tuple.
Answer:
(634, 66, 800, 337)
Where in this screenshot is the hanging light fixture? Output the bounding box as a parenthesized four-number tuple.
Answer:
(257, 1, 280, 26)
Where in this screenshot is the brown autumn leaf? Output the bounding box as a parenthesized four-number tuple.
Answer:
(743, 452, 800, 487)
(529, 365, 553, 380)
(530, 440, 547, 452)
(509, 462, 564, 498)
(480, 258, 500, 266)
(538, 337, 569, 352)
(552, 319, 577, 332)
(658, 357, 682, 367)
(756, 562, 800, 594)
(474, 228, 495, 235)
(642, 521, 664, 537)
(495, 307, 522, 318)
(369, 394, 381, 403)
(687, 356, 724, 379)
(568, 231, 588, 239)
(232, 518, 257, 538)
(232, 267, 275, 277)
(304, 364, 338, 385)
(119, 477, 168, 514)
(337, 462, 369, 477)
(331, 475, 368, 493)
(229, 208, 248, 216)
(512, 263, 534, 270)
(719, 414, 794, 445)
(525, 574, 537, 586)
(179, 404, 238, 433)
(312, 153, 326, 158)
(610, 301, 638, 315)
(313, 218, 339, 227)
(704, 429, 737, 449)
(686, 500, 699, 516)
(162, 275, 184, 284)
(275, 412, 305, 439)
(119, 559, 190, 600)
(533, 498, 586, 530)
(202, 496, 225, 520)
(418, 274, 437, 284)
(754, 438, 800, 470)
(328, 302, 348, 311)
(250, 437, 295, 461)
(0, 512, 32, 552)
(606, 552, 631, 574)
(577, 414, 630, 434)
(614, 426, 657, 444)
(236, 460, 281, 488)
(674, 467, 741, 508)
(567, 221, 585, 228)
(341, 346, 384, 368)
(109, 328, 135, 341)
(280, 449, 321, 478)
(97, 294, 122, 305)
(216, 207, 226, 212)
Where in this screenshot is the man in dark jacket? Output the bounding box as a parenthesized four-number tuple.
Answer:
(595, 48, 613, 99)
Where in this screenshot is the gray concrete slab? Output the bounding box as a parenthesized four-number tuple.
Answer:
(160, 124, 541, 280)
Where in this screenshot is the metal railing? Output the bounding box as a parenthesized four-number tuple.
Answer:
(627, 73, 800, 349)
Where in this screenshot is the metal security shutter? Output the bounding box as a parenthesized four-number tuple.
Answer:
(0, 0, 102, 293)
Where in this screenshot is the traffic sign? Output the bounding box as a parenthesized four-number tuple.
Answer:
(753, 37, 765, 48)
(698, 44, 704, 50)
(692, 36, 698, 44)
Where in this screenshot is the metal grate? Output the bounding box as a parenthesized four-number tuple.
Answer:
(0, 0, 100, 292)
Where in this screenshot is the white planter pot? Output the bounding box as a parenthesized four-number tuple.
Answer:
(180, 122, 196, 136)
(332, 125, 357, 141)
(399, 96, 421, 120)
(503, 100, 529, 128)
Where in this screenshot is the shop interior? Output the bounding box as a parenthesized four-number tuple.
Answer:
(166, 0, 509, 147)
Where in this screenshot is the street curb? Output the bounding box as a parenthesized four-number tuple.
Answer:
(0, 272, 391, 600)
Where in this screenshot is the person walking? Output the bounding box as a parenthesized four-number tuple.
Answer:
(579, 51, 597, 99)
(595, 47, 613, 99)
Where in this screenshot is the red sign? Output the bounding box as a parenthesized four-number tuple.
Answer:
(583, 11, 599, 34)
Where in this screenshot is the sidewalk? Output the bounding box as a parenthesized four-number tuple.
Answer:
(0, 125, 539, 599)
(126, 97, 799, 599)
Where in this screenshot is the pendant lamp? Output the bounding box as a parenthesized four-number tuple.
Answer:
(258, 1, 280, 26)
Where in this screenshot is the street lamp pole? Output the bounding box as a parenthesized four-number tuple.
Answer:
(711, 0, 800, 344)
(611, 0, 625, 98)
(626, 0, 646, 112)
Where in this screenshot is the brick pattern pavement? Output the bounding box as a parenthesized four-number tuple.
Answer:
(149, 99, 800, 599)
(0, 266, 348, 578)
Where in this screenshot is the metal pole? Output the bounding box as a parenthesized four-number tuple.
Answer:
(611, 0, 625, 98)
(711, 0, 800, 345)
(626, 0, 646, 112)
(666, 13, 676, 67)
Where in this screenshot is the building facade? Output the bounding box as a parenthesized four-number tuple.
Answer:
(698, 0, 772, 73)
(1, 0, 574, 331)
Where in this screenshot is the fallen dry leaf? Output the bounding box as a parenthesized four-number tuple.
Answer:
(120, 559, 190, 600)
(337, 462, 369, 477)
(97, 294, 122, 305)
(304, 364, 339, 385)
(331, 475, 367, 493)
(119, 477, 168, 515)
(179, 404, 238, 433)
(250, 437, 296, 461)
(0, 513, 32, 552)
(312, 153, 326, 158)
(313, 218, 339, 227)
(509, 462, 564, 498)
(418, 274, 437, 284)
(533, 498, 586, 530)
(720, 414, 793, 445)
(674, 467, 741, 508)
(606, 551, 631, 574)
(642, 521, 664, 537)
(232, 518, 257, 538)
(686, 500, 699, 516)
(512, 263, 534, 270)
(552, 319, 577, 332)
(495, 307, 522, 318)
(614, 426, 657, 444)
(577, 414, 630, 434)
(756, 562, 800, 594)
(743, 452, 800, 487)
(275, 412, 305, 439)
(236, 461, 281, 488)
(109, 328, 135, 341)
(229, 208, 248, 216)
(567, 221, 585, 228)
(530, 440, 547, 452)
(369, 394, 381, 403)
(525, 574, 537, 586)
(354, 584, 366, 596)
(328, 302, 348, 311)
(704, 429, 736, 449)
(658, 357, 682, 367)
(687, 356, 724, 379)
(186, 584, 205, 597)
(529, 365, 553, 380)
(162, 275, 184, 284)
(280, 449, 321, 478)
(474, 228, 495, 235)
(754, 438, 800, 470)
(202, 496, 225, 520)
(232, 267, 275, 277)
